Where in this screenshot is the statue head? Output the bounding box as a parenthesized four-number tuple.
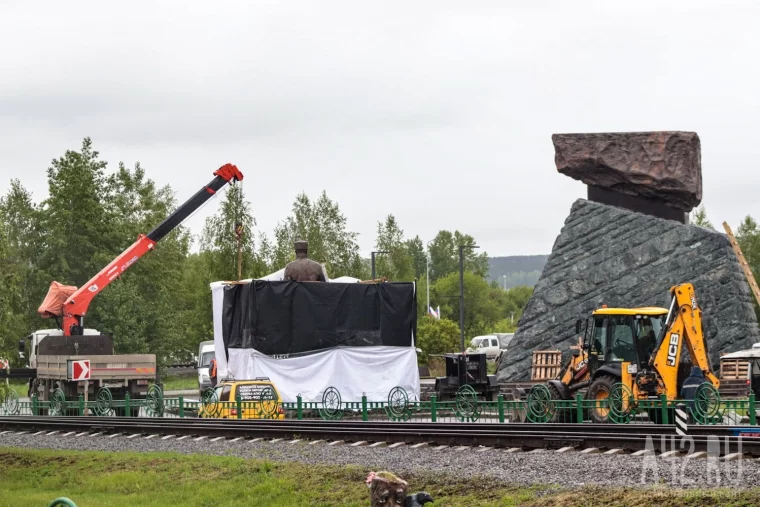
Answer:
(294, 240, 308, 259)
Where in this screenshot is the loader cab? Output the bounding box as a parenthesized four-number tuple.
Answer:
(583, 307, 668, 377)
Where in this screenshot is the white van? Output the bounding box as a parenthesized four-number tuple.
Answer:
(466, 333, 514, 360)
(197, 341, 215, 397)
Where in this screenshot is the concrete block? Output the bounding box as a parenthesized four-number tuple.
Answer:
(62, 431, 77, 437)
(46, 431, 59, 436)
(176, 435, 191, 441)
(504, 447, 523, 454)
(660, 450, 683, 459)
(722, 452, 747, 462)
(308, 440, 325, 446)
(685, 451, 708, 460)
(107, 433, 121, 439)
(580, 447, 600, 455)
(210, 436, 226, 443)
(161, 435, 176, 440)
(633, 449, 654, 457)
(288, 439, 302, 445)
(556, 446, 577, 454)
(388, 442, 405, 449)
(328, 440, 345, 446)
(410, 442, 429, 449)
(433, 445, 448, 451)
(229, 437, 244, 443)
(144, 434, 158, 440)
(32, 431, 45, 436)
(193, 436, 207, 442)
(369, 442, 387, 448)
(604, 448, 625, 455)
(250, 438, 264, 443)
(476, 447, 492, 453)
(269, 438, 284, 444)
(88, 432, 102, 438)
(351, 441, 368, 447)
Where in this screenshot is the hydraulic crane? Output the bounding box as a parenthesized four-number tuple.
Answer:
(42, 163, 244, 336)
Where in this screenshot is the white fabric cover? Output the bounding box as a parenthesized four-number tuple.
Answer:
(225, 346, 420, 403)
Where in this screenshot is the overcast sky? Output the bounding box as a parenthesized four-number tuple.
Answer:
(1, 1, 759, 259)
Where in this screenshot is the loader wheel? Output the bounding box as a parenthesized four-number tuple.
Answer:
(586, 375, 617, 424)
(547, 383, 573, 423)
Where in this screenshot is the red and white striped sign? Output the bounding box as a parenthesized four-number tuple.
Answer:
(0, 359, 8, 369)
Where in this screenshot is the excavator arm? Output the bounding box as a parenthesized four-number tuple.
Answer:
(57, 163, 243, 335)
(650, 283, 719, 397)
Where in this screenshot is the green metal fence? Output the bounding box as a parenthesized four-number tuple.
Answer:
(1, 382, 757, 426)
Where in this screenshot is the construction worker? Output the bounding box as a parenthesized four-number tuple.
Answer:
(209, 357, 218, 388)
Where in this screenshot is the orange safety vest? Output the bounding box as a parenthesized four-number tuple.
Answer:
(209, 358, 217, 378)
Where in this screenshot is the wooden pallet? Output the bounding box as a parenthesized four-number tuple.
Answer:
(531, 350, 562, 381)
(723, 221, 760, 307)
(720, 357, 750, 380)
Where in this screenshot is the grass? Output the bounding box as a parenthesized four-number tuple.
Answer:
(161, 375, 198, 392)
(4, 379, 27, 398)
(1, 448, 760, 507)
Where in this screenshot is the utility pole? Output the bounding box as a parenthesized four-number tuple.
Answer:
(371, 251, 389, 280)
(458, 244, 479, 353)
(235, 222, 243, 281)
(502, 274, 507, 291)
(426, 252, 430, 315)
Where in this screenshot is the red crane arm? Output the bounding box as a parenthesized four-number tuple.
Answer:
(58, 163, 243, 335)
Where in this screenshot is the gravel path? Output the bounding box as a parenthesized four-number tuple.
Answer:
(2, 432, 759, 489)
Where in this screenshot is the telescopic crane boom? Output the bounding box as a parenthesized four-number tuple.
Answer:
(48, 163, 243, 336)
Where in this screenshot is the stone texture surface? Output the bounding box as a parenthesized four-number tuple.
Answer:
(497, 199, 760, 382)
(553, 132, 702, 211)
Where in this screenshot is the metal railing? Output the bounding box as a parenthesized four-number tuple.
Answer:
(1, 383, 757, 426)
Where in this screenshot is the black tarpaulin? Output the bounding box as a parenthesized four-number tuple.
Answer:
(221, 281, 416, 355)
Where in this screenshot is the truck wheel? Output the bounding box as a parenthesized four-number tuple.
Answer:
(586, 375, 617, 424)
(547, 383, 573, 423)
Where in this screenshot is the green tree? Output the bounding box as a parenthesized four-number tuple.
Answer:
(374, 215, 414, 281)
(38, 137, 111, 287)
(416, 317, 460, 363)
(271, 191, 367, 279)
(427, 230, 489, 282)
(430, 271, 503, 338)
(691, 205, 714, 229)
(736, 215, 760, 322)
(405, 235, 427, 280)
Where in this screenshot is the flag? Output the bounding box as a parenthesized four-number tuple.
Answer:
(428, 306, 440, 319)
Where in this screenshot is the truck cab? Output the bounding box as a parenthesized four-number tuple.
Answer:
(197, 341, 215, 397)
(22, 328, 100, 368)
(466, 335, 501, 360)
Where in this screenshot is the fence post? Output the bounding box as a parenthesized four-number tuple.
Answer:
(430, 395, 437, 423)
(236, 394, 242, 420)
(31, 394, 38, 416)
(497, 394, 505, 423)
(575, 392, 584, 424)
(178, 395, 184, 418)
(78, 395, 84, 416)
(749, 392, 756, 426)
(297, 394, 303, 420)
(660, 394, 669, 425)
(361, 394, 368, 422)
(124, 393, 131, 417)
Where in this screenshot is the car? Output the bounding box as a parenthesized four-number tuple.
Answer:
(199, 378, 285, 420)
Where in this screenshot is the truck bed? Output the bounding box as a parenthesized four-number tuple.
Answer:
(35, 354, 156, 381)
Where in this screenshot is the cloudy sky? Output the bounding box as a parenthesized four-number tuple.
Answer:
(1, 1, 758, 258)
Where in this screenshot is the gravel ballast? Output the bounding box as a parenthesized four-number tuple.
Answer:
(2, 432, 758, 489)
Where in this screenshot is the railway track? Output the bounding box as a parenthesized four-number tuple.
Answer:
(2, 417, 759, 456)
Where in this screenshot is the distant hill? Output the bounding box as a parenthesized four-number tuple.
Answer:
(488, 255, 548, 289)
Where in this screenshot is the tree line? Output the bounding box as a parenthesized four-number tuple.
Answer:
(0, 139, 530, 366)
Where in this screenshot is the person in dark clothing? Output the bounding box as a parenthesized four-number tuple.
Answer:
(680, 366, 706, 413)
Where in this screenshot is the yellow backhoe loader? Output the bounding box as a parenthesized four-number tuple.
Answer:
(529, 282, 720, 423)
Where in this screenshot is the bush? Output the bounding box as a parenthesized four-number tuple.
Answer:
(416, 317, 460, 363)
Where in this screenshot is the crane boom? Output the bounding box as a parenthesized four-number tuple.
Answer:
(59, 163, 243, 336)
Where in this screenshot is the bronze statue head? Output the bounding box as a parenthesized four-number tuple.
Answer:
(294, 240, 308, 259)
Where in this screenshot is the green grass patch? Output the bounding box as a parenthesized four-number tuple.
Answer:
(1, 448, 760, 506)
(161, 375, 198, 392)
(3, 379, 28, 398)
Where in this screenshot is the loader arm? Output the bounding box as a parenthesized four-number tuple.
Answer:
(61, 163, 243, 336)
(650, 283, 719, 397)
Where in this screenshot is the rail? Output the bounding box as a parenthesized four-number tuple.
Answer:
(1, 382, 757, 426)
